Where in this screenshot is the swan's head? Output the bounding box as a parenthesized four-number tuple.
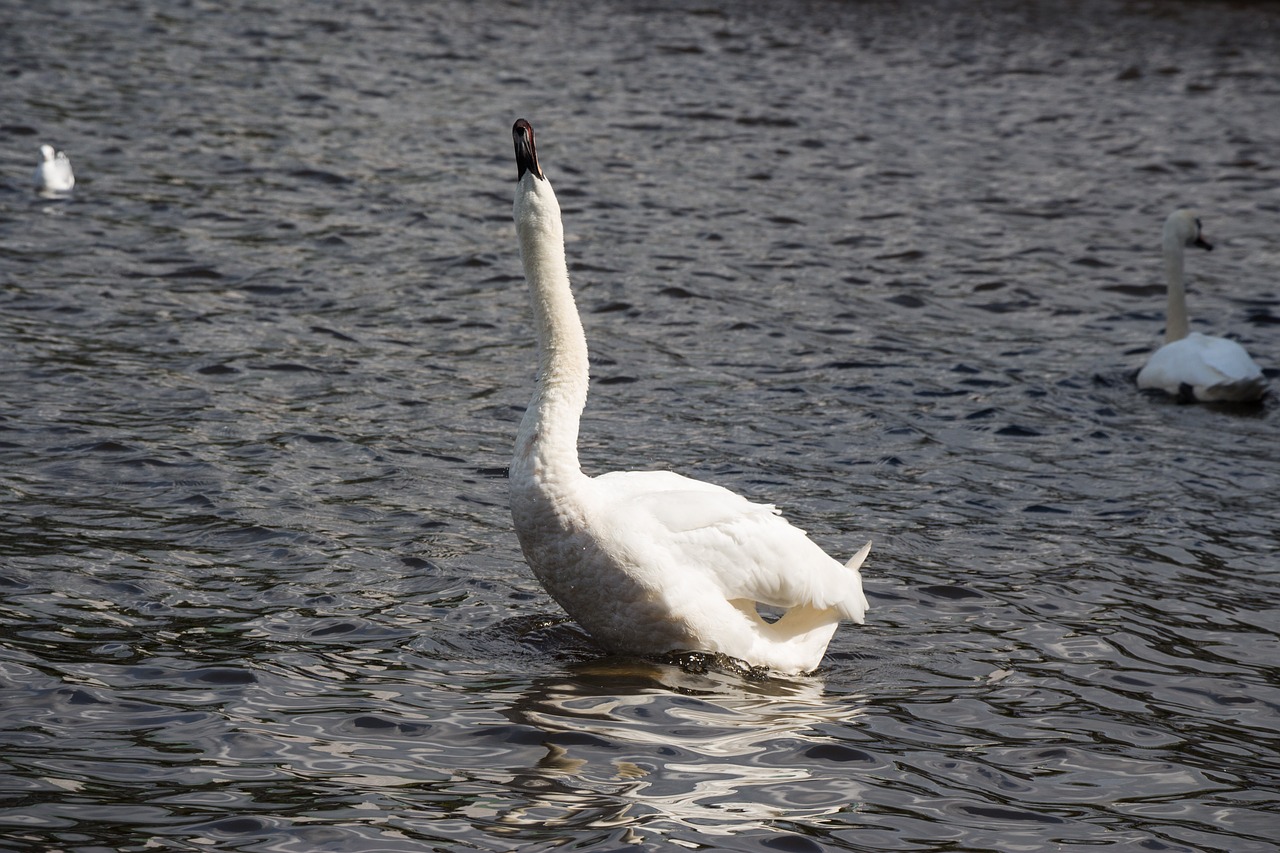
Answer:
(513, 119, 544, 182)
(1164, 209, 1213, 253)
(39, 144, 55, 162)
(512, 119, 561, 239)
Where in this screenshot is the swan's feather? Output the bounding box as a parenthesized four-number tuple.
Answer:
(591, 470, 868, 621)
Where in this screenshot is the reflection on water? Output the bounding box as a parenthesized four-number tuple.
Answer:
(487, 663, 866, 837)
(2, 0, 1279, 850)
(179, 653, 878, 848)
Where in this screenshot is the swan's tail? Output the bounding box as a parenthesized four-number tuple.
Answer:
(837, 540, 871, 624)
(845, 540, 872, 572)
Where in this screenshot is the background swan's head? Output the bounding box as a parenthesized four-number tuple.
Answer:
(1164, 209, 1213, 252)
(39, 144, 56, 162)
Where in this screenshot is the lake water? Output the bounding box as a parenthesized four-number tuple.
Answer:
(2, 0, 1278, 850)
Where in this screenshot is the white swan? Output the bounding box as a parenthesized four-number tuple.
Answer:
(1136, 210, 1267, 403)
(34, 144, 75, 194)
(508, 119, 870, 675)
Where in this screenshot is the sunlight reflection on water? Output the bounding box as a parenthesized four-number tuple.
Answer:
(455, 662, 870, 839)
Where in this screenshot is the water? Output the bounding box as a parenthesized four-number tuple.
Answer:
(2, 0, 1278, 850)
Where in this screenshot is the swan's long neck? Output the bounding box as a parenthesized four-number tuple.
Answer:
(512, 175, 589, 488)
(1162, 230, 1190, 343)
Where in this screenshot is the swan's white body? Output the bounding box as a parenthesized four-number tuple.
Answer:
(1138, 332, 1266, 403)
(508, 119, 869, 675)
(1136, 210, 1266, 403)
(35, 144, 75, 193)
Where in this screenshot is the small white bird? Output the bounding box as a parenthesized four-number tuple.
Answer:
(35, 144, 75, 194)
(508, 119, 870, 675)
(1136, 210, 1267, 403)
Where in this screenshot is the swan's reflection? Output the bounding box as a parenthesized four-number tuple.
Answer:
(468, 658, 868, 838)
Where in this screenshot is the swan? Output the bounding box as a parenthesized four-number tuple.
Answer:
(34, 144, 75, 194)
(508, 118, 870, 675)
(1136, 209, 1267, 403)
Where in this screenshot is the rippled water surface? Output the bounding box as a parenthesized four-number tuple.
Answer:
(2, 1, 1279, 850)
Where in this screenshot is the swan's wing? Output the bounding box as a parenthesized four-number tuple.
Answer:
(1194, 334, 1264, 383)
(591, 470, 868, 621)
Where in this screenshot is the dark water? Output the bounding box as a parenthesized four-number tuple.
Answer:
(2, 0, 1278, 850)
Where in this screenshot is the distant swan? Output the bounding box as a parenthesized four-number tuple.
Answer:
(1136, 210, 1267, 403)
(508, 119, 870, 675)
(35, 144, 75, 194)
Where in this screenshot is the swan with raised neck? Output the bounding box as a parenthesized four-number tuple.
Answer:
(508, 118, 870, 675)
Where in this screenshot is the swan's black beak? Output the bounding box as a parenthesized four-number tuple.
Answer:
(513, 119, 544, 181)
(1192, 217, 1212, 251)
